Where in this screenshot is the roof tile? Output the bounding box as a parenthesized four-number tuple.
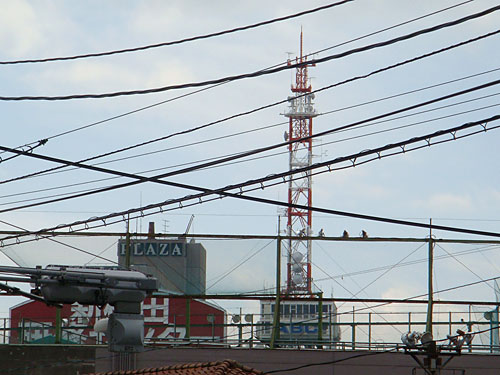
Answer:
(87, 359, 264, 375)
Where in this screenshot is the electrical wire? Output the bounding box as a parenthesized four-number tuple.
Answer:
(4, 99, 498, 207)
(1, 94, 497, 211)
(2, 278, 498, 374)
(28, 0, 473, 143)
(84, 240, 117, 266)
(3, 29, 498, 191)
(312, 260, 401, 336)
(1, 114, 500, 248)
(315, 245, 500, 285)
(239, 243, 500, 296)
(1, 5, 499, 101)
(265, 349, 399, 374)
(40, 80, 500, 177)
(338, 243, 426, 304)
(435, 243, 496, 292)
(333, 276, 500, 318)
(0, 1, 353, 65)
(5, 71, 497, 198)
(0, 87, 496, 217)
(0, 139, 48, 163)
(0, 219, 118, 265)
(2, 75, 499, 206)
(206, 239, 274, 291)
(0, 81, 498, 209)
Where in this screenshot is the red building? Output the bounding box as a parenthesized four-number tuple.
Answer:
(9, 295, 226, 345)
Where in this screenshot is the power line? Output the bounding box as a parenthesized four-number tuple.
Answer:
(2, 5, 499, 101)
(2, 97, 498, 216)
(4, 68, 500, 206)
(317, 245, 500, 285)
(324, 243, 427, 335)
(312, 260, 402, 336)
(0, 219, 118, 265)
(43, 76, 500, 175)
(0, 79, 496, 207)
(29, 0, 473, 143)
(343, 276, 500, 317)
(0, 1, 353, 65)
(0, 139, 47, 163)
(265, 349, 398, 374)
(206, 239, 274, 291)
(4, 97, 497, 206)
(1, 115, 500, 251)
(338, 244, 426, 303)
(435, 243, 496, 292)
(3, 29, 497, 192)
(244, 243, 500, 295)
(2, 115, 500, 225)
(310, 0, 474, 57)
(0, 87, 497, 213)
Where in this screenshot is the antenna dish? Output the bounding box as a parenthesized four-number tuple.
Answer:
(292, 273, 303, 285)
(292, 263, 302, 273)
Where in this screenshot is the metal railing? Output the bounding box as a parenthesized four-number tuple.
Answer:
(3, 309, 498, 354)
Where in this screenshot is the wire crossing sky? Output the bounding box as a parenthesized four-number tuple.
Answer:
(0, 3, 499, 100)
(1, 1, 500, 322)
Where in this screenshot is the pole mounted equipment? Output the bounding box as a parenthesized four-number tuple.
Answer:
(0, 264, 157, 352)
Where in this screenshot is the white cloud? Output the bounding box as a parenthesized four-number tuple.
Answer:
(381, 285, 420, 300)
(21, 58, 195, 96)
(0, 1, 43, 57)
(416, 193, 473, 214)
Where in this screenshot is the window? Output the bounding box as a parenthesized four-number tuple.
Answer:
(297, 304, 303, 317)
(284, 304, 290, 318)
(304, 304, 310, 316)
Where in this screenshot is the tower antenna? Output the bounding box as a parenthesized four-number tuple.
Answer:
(283, 30, 317, 295)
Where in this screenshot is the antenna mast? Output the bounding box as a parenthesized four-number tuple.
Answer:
(284, 30, 317, 294)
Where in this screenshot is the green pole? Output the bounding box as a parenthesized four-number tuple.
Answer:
(426, 219, 434, 336)
(55, 306, 62, 344)
(270, 235, 281, 349)
(125, 216, 131, 269)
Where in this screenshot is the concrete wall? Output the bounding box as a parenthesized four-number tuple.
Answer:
(95, 347, 500, 375)
(1, 345, 498, 374)
(0, 345, 95, 375)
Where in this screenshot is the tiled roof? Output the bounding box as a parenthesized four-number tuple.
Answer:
(89, 359, 264, 375)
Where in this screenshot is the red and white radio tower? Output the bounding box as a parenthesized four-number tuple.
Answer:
(284, 31, 317, 295)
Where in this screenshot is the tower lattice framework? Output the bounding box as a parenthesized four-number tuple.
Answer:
(284, 31, 317, 294)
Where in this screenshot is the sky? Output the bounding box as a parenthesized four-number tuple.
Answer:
(1, 0, 500, 344)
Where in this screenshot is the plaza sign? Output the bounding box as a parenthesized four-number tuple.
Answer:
(118, 241, 185, 257)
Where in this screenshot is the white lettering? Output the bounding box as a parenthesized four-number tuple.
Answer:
(145, 244, 157, 256)
(159, 243, 169, 256)
(171, 244, 182, 256)
(133, 243, 144, 256)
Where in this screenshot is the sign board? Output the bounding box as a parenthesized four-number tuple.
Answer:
(118, 241, 185, 257)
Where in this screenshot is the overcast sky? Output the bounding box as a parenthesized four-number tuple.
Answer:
(1, 0, 500, 342)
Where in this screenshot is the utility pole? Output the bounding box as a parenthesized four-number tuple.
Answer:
(270, 219, 282, 349)
(426, 219, 434, 336)
(125, 214, 131, 269)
